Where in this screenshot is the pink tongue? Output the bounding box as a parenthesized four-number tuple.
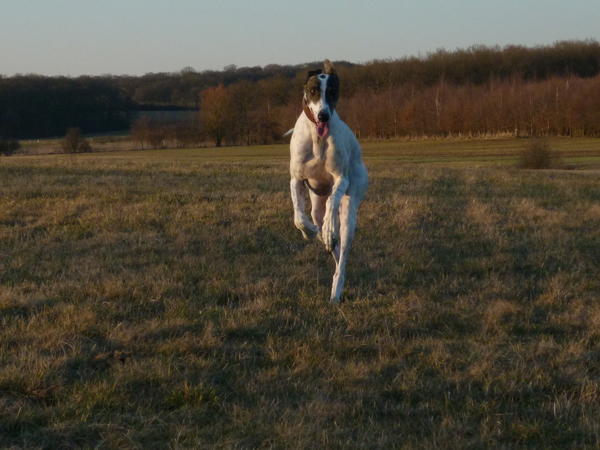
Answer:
(317, 122, 329, 138)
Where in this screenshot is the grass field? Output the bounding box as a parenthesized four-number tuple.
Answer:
(2, 137, 600, 448)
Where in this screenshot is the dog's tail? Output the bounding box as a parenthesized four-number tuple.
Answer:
(282, 128, 294, 138)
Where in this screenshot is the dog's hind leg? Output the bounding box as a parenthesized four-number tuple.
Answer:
(290, 178, 318, 239)
(330, 194, 361, 303)
(312, 191, 340, 262)
(321, 175, 349, 253)
(309, 190, 327, 232)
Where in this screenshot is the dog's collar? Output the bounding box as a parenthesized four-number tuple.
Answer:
(302, 98, 317, 125)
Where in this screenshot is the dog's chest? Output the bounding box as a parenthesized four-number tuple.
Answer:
(300, 155, 334, 193)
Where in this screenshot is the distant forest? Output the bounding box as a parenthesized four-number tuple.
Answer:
(1, 40, 600, 141)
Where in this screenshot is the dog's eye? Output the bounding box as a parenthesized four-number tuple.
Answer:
(310, 88, 318, 95)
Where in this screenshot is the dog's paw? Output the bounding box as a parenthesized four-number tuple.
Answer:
(330, 294, 342, 304)
(295, 218, 318, 240)
(321, 214, 339, 252)
(300, 226, 318, 240)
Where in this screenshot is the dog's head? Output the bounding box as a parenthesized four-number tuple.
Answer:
(304, 59, 339, 138)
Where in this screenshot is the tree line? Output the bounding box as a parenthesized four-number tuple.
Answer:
(0, 76, 132, 139)
(342, 74, 600, 138)
(1, 40, 600, 142)
(112, 39, 600, 107)
(195, 73, 600, 146)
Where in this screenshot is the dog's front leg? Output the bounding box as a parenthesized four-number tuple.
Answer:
(290, 178, 318, 239)
(330, 195, 360, 302)
(321, 175, 349, 252)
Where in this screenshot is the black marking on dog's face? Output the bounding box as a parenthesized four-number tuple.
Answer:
(306, 69, 322, 82)
(304, 72, 340, 110)
(304, 75, 322, 104)
(324, 73, 339, 109)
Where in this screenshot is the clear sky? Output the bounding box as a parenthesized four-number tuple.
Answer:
(1, 0, 599, 76)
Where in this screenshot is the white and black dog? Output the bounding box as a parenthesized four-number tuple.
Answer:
(288, 59, 368, 302)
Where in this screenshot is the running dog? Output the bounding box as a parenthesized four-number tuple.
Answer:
(288, 59, 368, 303)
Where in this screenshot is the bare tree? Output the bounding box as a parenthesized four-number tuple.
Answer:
(61, 128, 92, 153)
(131, 117, 151, 149)
(199, 84, 233, 147)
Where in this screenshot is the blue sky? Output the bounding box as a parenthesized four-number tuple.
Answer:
(1, 0, 599, 76)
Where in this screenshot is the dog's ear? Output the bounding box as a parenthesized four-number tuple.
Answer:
(323, 59, 336, 75)
(305, 69, 322, 83)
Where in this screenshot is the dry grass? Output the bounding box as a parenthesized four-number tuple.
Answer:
(1, 138, 600, 448)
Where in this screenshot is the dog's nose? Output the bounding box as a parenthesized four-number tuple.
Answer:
(318, 111, 329, 123)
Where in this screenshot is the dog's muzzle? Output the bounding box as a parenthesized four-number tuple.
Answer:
(317, 110, 330, 138)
